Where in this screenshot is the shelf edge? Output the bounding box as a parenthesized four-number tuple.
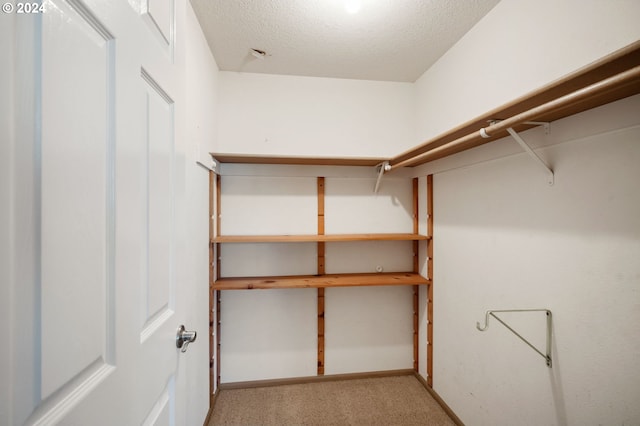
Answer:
(211, 233, 431, 243)
(211, 272, 431, 290)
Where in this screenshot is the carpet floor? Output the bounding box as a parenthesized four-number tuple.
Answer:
(208, 374, 456, 426)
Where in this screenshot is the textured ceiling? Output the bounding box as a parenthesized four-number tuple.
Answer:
(190, 0, 500, 82)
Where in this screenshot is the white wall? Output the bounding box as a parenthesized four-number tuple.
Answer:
(420, 96, 640, 426)
(184, 2, 220, 422)
(208, 0, 640, 422)
(220, 288, 318, 382)
(186, 2, 221, 164)
(217, 170, 417, 383)
(414, 0, 640, 144)
(216, 72, 415, 158)
(409, 2, 640, 423)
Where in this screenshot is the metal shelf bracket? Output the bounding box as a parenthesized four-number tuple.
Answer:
(523, 121, 551, 135)
(374, 161, 391, 193)
(476, 309, 553, 368)
(506, 127, 554, 186)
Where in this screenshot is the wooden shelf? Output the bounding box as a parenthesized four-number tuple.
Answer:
(212, 272, 431, 290)
(210, 153, 387, 167)
(212, 233, 430, 243)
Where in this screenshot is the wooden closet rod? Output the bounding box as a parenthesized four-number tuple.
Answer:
(390, 64, 640, 171)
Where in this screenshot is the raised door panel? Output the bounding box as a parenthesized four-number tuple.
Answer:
(141, 379, 174, 426)
(40, 0, 116, 404)
(147, 0, 172, 44)
(141, 69, 175, 340)
(141, 0, 174, 54)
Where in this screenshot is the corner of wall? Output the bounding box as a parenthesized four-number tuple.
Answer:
(412, 0, 640, 147)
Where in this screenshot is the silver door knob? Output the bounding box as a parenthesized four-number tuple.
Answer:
(176, 325, 197, 353)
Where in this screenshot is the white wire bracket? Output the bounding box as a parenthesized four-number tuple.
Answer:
(197, 159, 216, 172)
(477, 309, 553, 368)
(374, 161, 391, 193)
(479, 121, 554, 185)
(506, 127, 554, 186)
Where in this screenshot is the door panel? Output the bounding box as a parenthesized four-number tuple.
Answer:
(144, 0, 173, 48)
(140, 0, 174, 56)
(4, 9, 40, 424)
(4, 0, 193, 424)
(141, 69, 175, 341)
(40, 0, 115, 401)
(141, 379, 174, 426)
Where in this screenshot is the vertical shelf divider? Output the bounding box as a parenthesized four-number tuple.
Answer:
(427, 174, 434, 388)
(412, 178, 419, 372)
(215, 173, 222, 389)
(317, 177, 325, 376)
(208, 171, 215, 407)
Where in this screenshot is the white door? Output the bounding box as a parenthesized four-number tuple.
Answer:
(1, 1, 199, 424)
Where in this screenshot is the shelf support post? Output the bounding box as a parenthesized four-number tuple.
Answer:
(426, 174, 434, 387)
(412, 178, 419, 372)
(317, 177, 325, 376)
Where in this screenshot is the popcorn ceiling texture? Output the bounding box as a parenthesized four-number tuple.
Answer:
(190, 0, 499, 82)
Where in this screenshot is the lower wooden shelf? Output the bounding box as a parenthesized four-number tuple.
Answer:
(212, 272, 431, 290)
(212, 233, 430, 243)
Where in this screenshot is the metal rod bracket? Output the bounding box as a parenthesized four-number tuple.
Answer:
(374, 161, 390, 193)
(506, 127, 554, 186)
(523, 121, 551, 135)
(476, 309, 553, 368)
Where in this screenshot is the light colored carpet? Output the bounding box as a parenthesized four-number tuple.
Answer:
(209, 375, 457, 426)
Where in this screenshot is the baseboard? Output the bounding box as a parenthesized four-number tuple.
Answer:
(218, 369, 415, 390)
(413, 372, 464, 426)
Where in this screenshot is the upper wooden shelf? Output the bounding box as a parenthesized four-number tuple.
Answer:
(212, 272, 431, 290)
(210, 153, 387, 167)
(212, 233, 430, 243)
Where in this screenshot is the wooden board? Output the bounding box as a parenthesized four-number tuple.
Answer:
(216, 290, 221, 388)
(212, 272, 431, 290)
(211, 153, 387, 167)
(213, 173, 222, 390)
(208, 171, 217, 399)
(212, 233, 431, 243)
(317, 177, 325, 375)
(412, 178, 420, 372)
(317, 288, 325, 375)
(426, 174, 434, 388)
(413, 285, 419, 372)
